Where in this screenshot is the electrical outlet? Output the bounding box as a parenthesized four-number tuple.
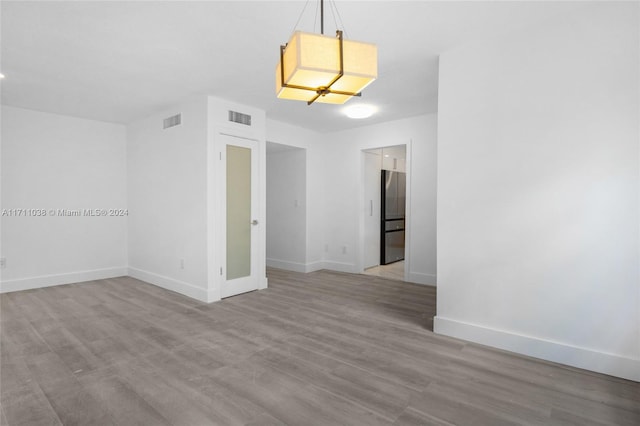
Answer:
(341, 246, 347, 254)
(180, 259, 185, 269)
(324, 244, 329, 252)
(0, 258, 5, 269)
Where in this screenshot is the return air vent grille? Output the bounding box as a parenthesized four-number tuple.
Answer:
(228, 110, 251, 126)
(163, 114, 181, 129)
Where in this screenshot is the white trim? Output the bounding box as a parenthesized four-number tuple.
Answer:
(259, 276, 268, 290)
(404, 140, 413, 284)
(207, 289, 221, 304)
(206, 118, 221, 303)
(0, 267, 127, 293)
(216, 132, 265, 299)
(128, 267, 209, 303)
(406, 271, 436, 286)
(266, 258, 326, 273)
(266, 258, 308, 273)
(304, 261, 325, 273)
(323, 261, 357, 274)
(434, 316, 640, 382)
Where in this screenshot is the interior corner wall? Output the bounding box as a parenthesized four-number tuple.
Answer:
(127, 96, 210, 302)
(266, 148, 307, 272)
(435, 2, 639, 381)
(0, 106, 127, 292)
(266, 119, 325, 272)
(321, 114, 438, 284)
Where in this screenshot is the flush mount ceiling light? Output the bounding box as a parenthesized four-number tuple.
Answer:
(344, 104, 376, 119)
(276, 0, 377, 105)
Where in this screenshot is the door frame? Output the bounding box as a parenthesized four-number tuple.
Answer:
(221, 135, 260, 298)
(362, 150, 382, 269)
(357, 141, 412, 281)
(208, 128, 268, 302)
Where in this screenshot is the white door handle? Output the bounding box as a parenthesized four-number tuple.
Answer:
(369, 200, 373, 216)
(251, 220, 259, 225)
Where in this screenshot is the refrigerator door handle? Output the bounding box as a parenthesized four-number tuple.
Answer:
(369, 200, 373, 217)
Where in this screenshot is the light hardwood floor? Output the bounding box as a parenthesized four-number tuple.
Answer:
(1, 268, 638, 425)
(364, 261, 406, 281)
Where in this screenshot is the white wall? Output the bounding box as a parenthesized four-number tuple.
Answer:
(321, 114, 438, 284)
(266, 146, 307, 271)
(1, 106, 127, 292)
(435, 3, 639, 381)
(207, 97, 268, 300)
(127, 96, 210, 301)
(266, 120, 325, 272)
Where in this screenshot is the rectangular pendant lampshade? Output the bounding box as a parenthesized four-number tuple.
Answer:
(276, 31, 377, 104)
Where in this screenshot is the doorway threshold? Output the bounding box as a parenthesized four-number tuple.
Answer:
(363, 261, 405, 281)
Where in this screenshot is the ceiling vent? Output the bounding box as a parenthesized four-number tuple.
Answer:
(163, 114, 181, 129)
(228, 110, 251, 126)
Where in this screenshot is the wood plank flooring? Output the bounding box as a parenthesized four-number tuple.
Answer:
(1, 268, 638, 426)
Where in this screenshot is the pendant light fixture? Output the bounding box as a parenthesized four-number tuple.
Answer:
(276, 0, 377, 105)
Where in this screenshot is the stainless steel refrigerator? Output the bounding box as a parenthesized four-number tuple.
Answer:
(381, 170, 406, 265)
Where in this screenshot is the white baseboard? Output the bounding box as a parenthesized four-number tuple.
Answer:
(266, 258, 328, 273)
(434, 316, 640, 382)
(128, 267, 208, 303)
(206, 289, 221, 304)
(266, 258, 308, 273)
(407, 271, 436, 286)
(0, 267, 128, 293)
(304, 261, 325, 272)
(322, 261, 357, 274)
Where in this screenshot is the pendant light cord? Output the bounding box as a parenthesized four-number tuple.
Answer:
(321, 0, 324, 34)
(313, 0, 319, 34)
(290, 0, 311, 35)
(329, 0, 348, 39)
(291, 0, 348, 38)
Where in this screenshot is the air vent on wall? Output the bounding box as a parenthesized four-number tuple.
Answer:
(228, 110, 252, 126)
(163, 114, 181, 129)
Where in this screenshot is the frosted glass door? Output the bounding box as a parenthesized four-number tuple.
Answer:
(222, 135, 260, 299)
(226, 145, 251, 280)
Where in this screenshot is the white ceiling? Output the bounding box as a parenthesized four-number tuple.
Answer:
(1, 1, 587, 133)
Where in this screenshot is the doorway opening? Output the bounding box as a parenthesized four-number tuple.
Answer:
(361, 145, 408, 281)
(265, 142, 307, 272)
